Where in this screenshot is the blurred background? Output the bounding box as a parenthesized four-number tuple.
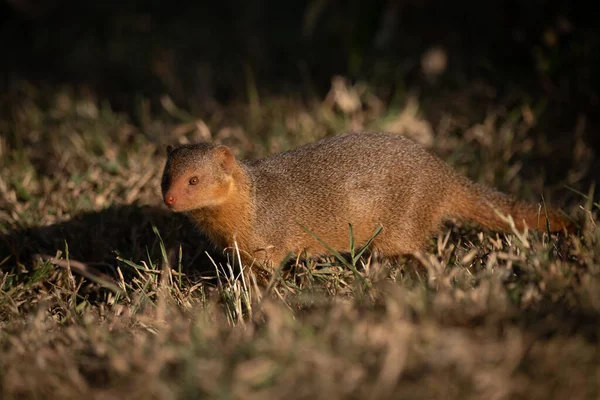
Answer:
(1, 0, 598, 181)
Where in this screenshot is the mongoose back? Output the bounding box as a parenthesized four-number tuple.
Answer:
(161, 132, 573, 267)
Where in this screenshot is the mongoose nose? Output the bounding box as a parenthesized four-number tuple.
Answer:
(165, 195, 176, 206)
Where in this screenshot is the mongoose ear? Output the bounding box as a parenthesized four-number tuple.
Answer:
(215, 145, 236, 174)
(166, 145, 174, 156)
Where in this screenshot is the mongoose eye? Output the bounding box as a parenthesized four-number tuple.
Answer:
(189, 177, 199, 185)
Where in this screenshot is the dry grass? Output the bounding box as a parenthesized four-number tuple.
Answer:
(1, 78, 599, 399)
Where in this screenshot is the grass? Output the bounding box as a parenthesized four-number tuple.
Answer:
(1, 78, 599, 399)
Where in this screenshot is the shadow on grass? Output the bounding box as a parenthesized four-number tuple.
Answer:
(0, 205, 228, 285)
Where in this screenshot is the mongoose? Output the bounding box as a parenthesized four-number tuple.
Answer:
(161, 132, 573, 267)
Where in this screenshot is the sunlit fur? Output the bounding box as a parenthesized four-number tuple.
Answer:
(161, 132, 574, 268)
(161, 144, 235, 212)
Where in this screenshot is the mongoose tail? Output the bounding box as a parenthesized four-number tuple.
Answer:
(447, 178, 575, 234)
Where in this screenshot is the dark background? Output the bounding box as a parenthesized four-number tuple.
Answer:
(1, 0, 599, 167)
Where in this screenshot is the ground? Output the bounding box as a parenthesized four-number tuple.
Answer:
(1, 77, 598, 399)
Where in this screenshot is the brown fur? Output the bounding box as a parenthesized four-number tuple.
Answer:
(161, 132, 574, 267)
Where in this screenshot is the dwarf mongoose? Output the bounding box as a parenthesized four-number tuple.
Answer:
(161, 132, 573, 267)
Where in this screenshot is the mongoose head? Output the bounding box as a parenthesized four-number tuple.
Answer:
(161, 143, 236, 212)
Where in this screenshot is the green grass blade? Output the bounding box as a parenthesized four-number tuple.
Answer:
(297, 221, 370, 288)
(352, 224, 383, 264)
